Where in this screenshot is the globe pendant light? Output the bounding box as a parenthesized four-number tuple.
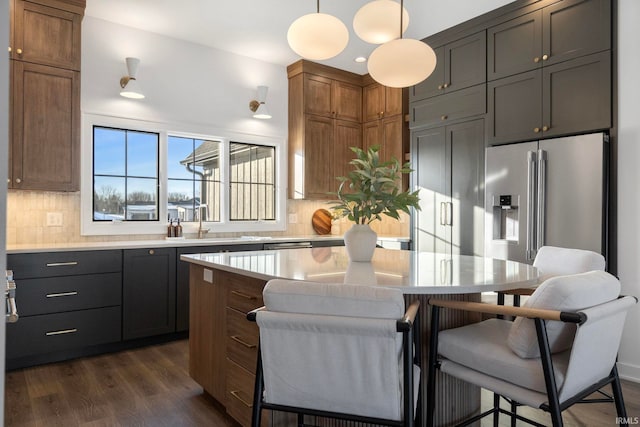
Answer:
(353, 0, 409, 44)
(287, 0, 349, 60)
(367, 0, 437, 88)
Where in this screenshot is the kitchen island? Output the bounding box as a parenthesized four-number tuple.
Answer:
(181, 247, 538, 426)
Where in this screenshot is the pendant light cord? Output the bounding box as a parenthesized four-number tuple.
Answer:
(317, 0, 320, 13)
(400, 0, 404, 39)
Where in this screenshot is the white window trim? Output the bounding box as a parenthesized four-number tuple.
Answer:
(81, 113, 287, 236)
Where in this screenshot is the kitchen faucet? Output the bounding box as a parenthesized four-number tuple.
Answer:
(197, 205, 209, 239)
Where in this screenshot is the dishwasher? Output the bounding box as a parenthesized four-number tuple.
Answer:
(263, 241, 313, 250)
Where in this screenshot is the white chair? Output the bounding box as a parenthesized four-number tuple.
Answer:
(498, 246, 606, 308)
(427, 270, 635, 427)
(247, 279, 421, 427)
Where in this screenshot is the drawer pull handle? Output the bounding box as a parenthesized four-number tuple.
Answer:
(46, 291, 78, 298)
(46, 262, 78, 267)
(231, 335, 257, 349)
(231, 290, 257, 300)
(46, 328, 77, 336)
(230, 390, 253, 408)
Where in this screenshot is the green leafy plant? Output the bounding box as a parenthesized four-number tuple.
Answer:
(329, 145, 420, 225)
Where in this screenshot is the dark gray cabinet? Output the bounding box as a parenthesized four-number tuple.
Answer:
(411, 31, 486, 102)
(175, 244, 263, 332)
(413, 119, 485, 256)
(410, 84, 485, 129)
(488, 50, 610, 144)
(6, 250, 122, 362)
(123, 247, 176, 340)
(488, 0, 610, 81)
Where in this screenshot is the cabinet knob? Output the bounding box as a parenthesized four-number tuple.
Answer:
(379, 111, 384, 118)
(7, 47, 11, 53)
(149, 249, 155, 255)
(534, 57, 540, 63)
(441, 115, 448, 121)
(542, 54, 548, 61)
(438, 84, 444, 90)
(16, 48, 22, 55)
(6, 178, 10, 184)
(15, 178, 21, 183)
(542, 125, 549, 132)
(533, 127, 540, 133)
(443, 83, 449, 88)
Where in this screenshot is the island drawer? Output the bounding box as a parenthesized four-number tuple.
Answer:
(226, 358, 256, 427)
(225, 273, 265, 314)
(8, 250, 122, 279)
(226, 307, 259, 373)
(16, 272, 122, 317)
(6, 306, 122, 359)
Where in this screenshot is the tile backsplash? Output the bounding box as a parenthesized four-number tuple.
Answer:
(6, 191, 409, 246)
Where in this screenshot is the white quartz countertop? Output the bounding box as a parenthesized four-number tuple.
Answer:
(181, 247, 539, 294)
(6, 235, 409, 254)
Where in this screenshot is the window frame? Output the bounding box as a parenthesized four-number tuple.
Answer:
(81, 114, 287, 236)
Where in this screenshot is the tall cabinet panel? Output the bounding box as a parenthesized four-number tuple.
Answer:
(413, 119, 484, 256)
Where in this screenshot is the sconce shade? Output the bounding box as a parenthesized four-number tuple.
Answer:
(287, 12, 349, 60)
(367, 38, 437, 88)
(353, 0, 409, 44)
(120, 57, 145, 99)
(250, 85, 272, 119)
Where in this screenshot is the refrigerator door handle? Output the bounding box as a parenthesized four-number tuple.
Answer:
(526, 151, 537, 261)
(440, 202, 446, 226)
(447, 202, 453, 226)
(537, 149, 547, 251)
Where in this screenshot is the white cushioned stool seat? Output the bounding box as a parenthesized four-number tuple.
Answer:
(533, 246, 606, 282)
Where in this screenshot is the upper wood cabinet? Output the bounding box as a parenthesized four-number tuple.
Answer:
(363, 83, 403, 122)
(10, 0, 82, 70)
(487, 0, 611, 81)
(8, 0, 84, 191)
(487, 51, 611, 144)
(410, 31, 486, 102)
(303, 74, 362, 122)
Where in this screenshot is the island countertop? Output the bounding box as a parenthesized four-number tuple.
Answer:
(180, 246, 539, 294)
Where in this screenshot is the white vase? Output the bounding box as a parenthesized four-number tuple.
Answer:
(343, 223, 378, 262)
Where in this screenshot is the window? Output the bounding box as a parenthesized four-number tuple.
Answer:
(82, 115, 285, 236)
(93, 127, 159, 221)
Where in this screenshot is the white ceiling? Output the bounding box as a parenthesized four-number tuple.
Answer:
(85, 0, 513, 74)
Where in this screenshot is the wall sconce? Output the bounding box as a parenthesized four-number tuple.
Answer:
(119, 57, 145, 99)
(249, 86, 272, 119)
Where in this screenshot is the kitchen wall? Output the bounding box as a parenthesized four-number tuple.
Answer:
(616, 0, 640, 383)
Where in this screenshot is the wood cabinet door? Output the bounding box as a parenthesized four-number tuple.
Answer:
(445, 31, 486, 93)
(303, 115, 334, 199)
(334, 119, 362, 185)
(333, 80, 362, 122)
(488, 10, 543, 81)
(12, 0, 81, 70)
(384, 86, 403, 117)
(413, 126, 451, 254)
(363, 83, 384, 122)
(543, 0, 611, 67)
(542, 51, 611, 138)
(448, 119, 485, 256)
(487, 69, 542, 145)
(362, 120, 381, 152)
(123, 248, 177, 340)
(303, 74, 332, 117)
(381, 116, 404, 164)
(11, 61, 79, 190)
(410, 45, 445, 101)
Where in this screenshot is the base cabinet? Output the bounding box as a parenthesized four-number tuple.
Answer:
(123, 247, 176, 340)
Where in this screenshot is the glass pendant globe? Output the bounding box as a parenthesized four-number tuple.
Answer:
(367, 38, 437, 88)
(287, 13, 349, 60)
(353, 0, 409, 44)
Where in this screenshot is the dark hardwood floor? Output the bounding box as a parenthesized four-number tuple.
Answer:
(5, 339, 640, 426)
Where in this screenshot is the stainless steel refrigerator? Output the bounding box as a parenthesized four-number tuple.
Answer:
(484, 132, 608, 264)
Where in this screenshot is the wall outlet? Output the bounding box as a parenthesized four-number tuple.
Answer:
(288, 213, 298, 224)
(46, 212, 63, 227)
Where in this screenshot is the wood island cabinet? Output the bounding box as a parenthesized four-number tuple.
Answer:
(8, 0, 84, 191)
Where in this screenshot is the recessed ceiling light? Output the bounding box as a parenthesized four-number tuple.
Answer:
(354, 56, 367, 63)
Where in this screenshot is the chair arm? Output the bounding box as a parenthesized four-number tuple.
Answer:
(246, 306, 266, 322)
(427, 298, 585, 324)
(397, 300, 420, 332)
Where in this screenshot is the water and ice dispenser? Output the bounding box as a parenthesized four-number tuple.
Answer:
(490, 194, 519, 242)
